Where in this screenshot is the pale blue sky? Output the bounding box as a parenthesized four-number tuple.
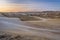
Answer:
(0, 0, 60, 12)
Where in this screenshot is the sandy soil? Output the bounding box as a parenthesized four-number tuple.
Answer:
(0, 17, 60, 40)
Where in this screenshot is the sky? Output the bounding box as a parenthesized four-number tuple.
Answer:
(0, 0, 60, 12)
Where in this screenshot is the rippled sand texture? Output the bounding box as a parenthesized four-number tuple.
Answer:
(0, 17, 60, 40)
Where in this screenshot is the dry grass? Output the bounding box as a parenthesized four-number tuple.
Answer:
(0, 31, 55, 40)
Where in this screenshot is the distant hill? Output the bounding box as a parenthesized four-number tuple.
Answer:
(0, 11, 60, 18)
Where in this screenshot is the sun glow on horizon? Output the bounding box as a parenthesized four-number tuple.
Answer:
(0, 3, 42, 12)
(0, 0, 60, 12)
(0, 4, 31, 12)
